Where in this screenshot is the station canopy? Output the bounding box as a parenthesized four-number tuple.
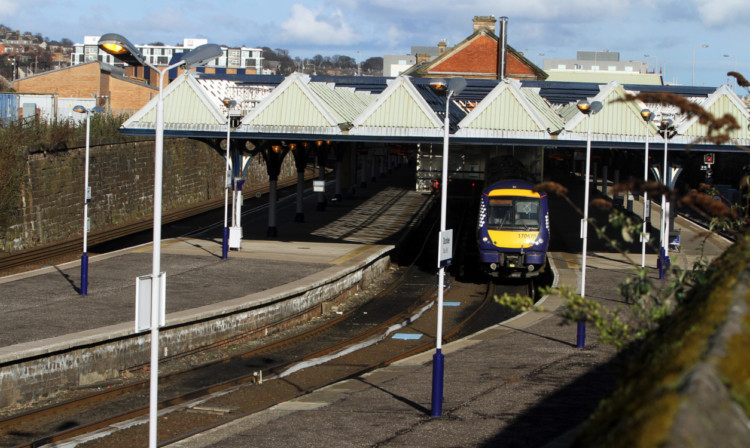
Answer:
(119, 72, 750, 152)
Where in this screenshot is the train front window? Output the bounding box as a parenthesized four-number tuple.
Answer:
(487, 197, 540, 230)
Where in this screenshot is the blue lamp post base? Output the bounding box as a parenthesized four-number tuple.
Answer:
(576, 321, 586, 348)
(431, 349, 445, 417)
(222, 227, 229, 260)
(80, 252, 88, 295)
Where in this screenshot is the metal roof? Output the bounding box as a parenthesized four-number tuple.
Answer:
(455, 78, 564, 139)
(119, 72, 749, 151)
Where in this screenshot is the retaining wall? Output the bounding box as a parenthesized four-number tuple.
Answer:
(0, 245, 393, 408)
(1, 139, 295, 253)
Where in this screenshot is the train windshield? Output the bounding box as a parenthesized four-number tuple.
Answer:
(486, 197, 541, 231)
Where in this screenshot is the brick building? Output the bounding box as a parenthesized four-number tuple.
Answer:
(402, 16, 547, 81)
(11, 61, 157, 116)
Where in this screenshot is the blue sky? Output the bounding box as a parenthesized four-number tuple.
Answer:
(2, 0, 748, 89)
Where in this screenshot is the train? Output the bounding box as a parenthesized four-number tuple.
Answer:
(476, 179, 549, 278)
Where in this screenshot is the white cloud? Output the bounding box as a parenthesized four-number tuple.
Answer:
(692, 0, 750, 27)
(0, 0, 20, 19)
(280, 4, 359, 46)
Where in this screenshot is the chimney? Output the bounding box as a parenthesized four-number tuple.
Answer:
(438, 40, 447, 55)
(497, 16, 508, 80)
(473, 15, 497, 34)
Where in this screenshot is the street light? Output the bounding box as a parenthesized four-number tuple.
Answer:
(643, 54, 657, 74)
(658, 118, 675, 280)
(99, 33, 222, 448)
(640, 109, 653, 269)
(429, 76, 466, 418)
(73, 104, 104, 295)
(221, 98, 236, 260)
(576, 98, 603, 349)
(692, 44, 708, 86)
(724, 54, 737, 92)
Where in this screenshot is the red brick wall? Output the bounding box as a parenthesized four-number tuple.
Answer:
(14, 63, 102, 98)
(429, 35, 536, 79)
(13, 63, 157, 116)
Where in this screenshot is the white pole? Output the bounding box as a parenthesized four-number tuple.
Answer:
(147, 60, 185, 448)
(661, 133, 669, 257)
(641, 122, 649, 268)
(222, 109, 230, 259)
(83, 112, 90, 256)
(148, 65, 166, 448)
(81, 111, 91, 295)
(581, 113, 592, 299)
(436, 90, 452, 353)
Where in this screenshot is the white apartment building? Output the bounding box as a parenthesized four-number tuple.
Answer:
(71, 36, 264, 72)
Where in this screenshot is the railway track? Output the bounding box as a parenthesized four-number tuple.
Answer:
(0, 174, 310, 275)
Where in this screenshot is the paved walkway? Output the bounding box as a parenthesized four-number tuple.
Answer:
(0, 166, 430, 358)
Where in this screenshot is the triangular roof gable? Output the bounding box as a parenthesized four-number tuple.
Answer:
(349, 76, 443, 136)
(562, 82, 659, 138)
(239, 73, 340, 129)
(122, 72, 226, 131)
(403, 29, 545, 80)
(677, 84, 750, 142)
(456, 79, 562, 136)
(430, 31, 499, 77)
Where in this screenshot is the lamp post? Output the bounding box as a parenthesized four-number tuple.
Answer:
(692, 44, 708, 85)
(535, 53, 545, 67)
(98, 34, 222, 448)
(429, 76, 466, 418)
(73, 104, 104, 295)
(221, 98, 236, 260)
(576, 99, 603, 348)
(640, 109, 653, 269)
(643, 54, 657, 74)
(724, 54, 737, 92)
(658, 118, 674, 280)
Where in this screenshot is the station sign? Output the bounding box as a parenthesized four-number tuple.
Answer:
(438, 229, 453, 268)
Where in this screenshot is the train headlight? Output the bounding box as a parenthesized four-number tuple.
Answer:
(482, 236, 489, 243)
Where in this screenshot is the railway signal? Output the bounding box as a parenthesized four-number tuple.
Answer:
(703, 153, 715, 165)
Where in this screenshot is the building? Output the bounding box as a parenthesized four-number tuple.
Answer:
(11, 61, 158, 117)
(383, 54, 417, 77)
(71, 36, 264, 74)
(401, 16, 547, 81)
(542, 50, 662, 85)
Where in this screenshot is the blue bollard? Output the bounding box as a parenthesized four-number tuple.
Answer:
(80, 252, 88, 295)
(576, 321, 585, 348)
(222, 227, 229, 260)
(431, 349, 445, 417)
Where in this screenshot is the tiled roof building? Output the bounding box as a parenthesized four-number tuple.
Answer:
(402, 16, 547, 81)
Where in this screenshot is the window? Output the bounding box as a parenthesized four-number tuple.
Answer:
(591, 65, 599, 71)
(608, 66, 616, 71)
(557, 64, 566, 70)
(625, 66, 634, 72)
(487, 197, 541, 230)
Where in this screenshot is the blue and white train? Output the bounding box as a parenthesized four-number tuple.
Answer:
(477, 179, 550, 278)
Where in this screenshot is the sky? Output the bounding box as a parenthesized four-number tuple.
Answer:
(1, 0, 749, 89)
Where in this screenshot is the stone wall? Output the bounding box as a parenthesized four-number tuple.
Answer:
(572, 232, 750, 447)
(1, 139, 295, 253)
